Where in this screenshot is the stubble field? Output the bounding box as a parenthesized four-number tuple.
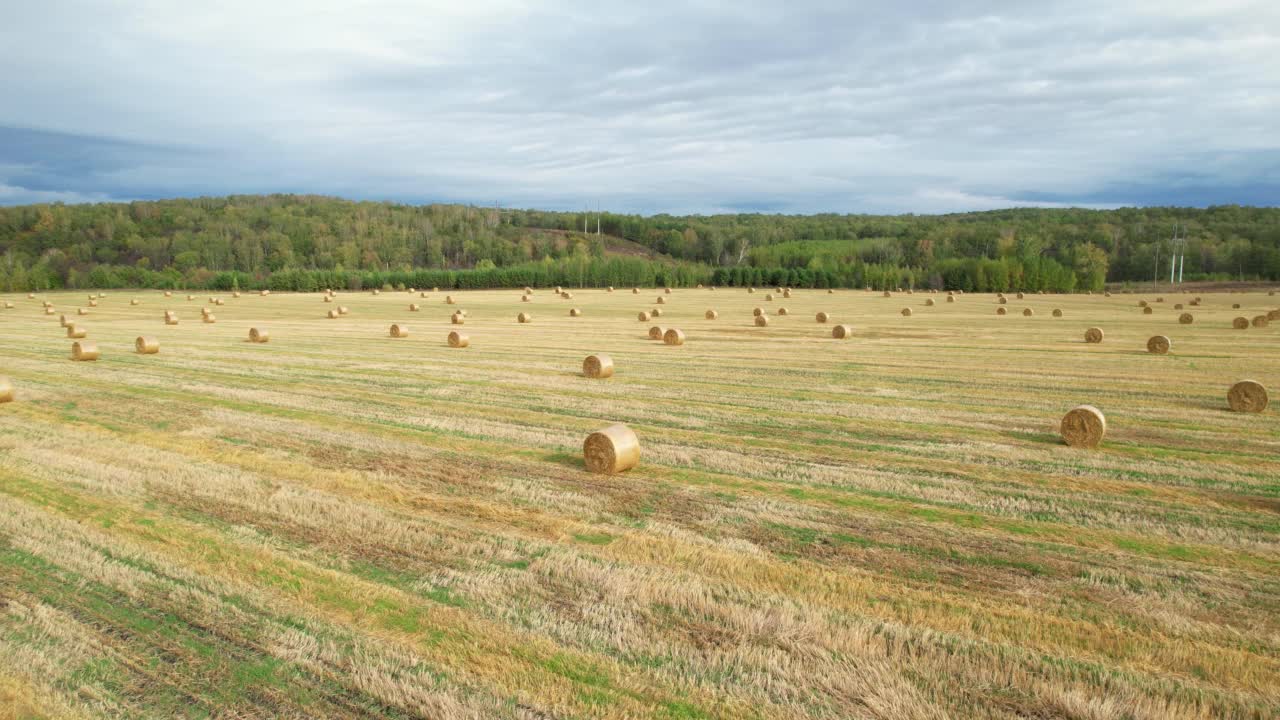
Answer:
(1, 286, 1277, 720)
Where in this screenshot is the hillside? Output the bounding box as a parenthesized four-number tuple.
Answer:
(1, 195, 1279, 292)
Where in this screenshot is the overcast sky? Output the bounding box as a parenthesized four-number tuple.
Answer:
(1, 1, 1278, 214)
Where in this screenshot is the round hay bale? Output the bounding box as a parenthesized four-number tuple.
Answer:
(1268, 309, 1280, 321)
(562, 292, 574, 300)
(555, 286, 563, 294)
(946, 295, 955, 303)
(633, 287, 640, 294)
(451, 313, 465, 325)
(447, 331, 469, 348)
(1156, 297, 1164, 303)
(664, 287, 672, 294)
(765, 293, 774, 301)
(524, 286, 534, 294)
(518, 312, 532, 323)
(338, 306, 350, 315)
(26, 293, 34, 299)
(1252, 315, 1269, 328)
(66, 325, 86, 339)
(705, 309, 718, 320)
(607, 286, 614, 292)
(637, 311, 651, 322)
(1174, 303, 1183, 309)
(88, 299, 98, 307)
(209, 297, 217, 304)
(1142, 306, 1153, 315)
(164, 291, 172, 297)
(1138, 300, 1147, 307)
(828, 289, 834, 294)
(1052, 309, 1063, 317)
(249, 328, 269, 343)
(749, 287, 756, 294)
(996, 307, 1007, 316)
(420, 292, 428, 298)
(832, 324, 853, 339)
(409, 303, 419, 311)
(925, 298, 935, 306)
(324, 295, 333, 302)
(1232, 317, 1249, 329)
(432, 287, 439, 292)
(582, 354, 614, 378)
(663, 328, 686, 345)
(260, 290, 269, 296)
(446, 295, 457, 305)
(186, 295, 195, 301)
(233, 291, 241, 298)
(1228, 380, 1269, 412)
(1104, 291, 1112, 298)
(651, 308, 663, 317)
(59, 314, 71, 327)
(583, 424, 640, 474)
(0, 377, 11, 403)
(755, 315, 769, 327)
(1085, 327, 1104, 343)
(202, 313, 216, 323)
(816, 311, 829, 323)
(882, 290, 891, 298)
(777, 307, 788, 316)
(648, 325, 667, 340)
(1178, 313, 1194, 324)
(164, 313, 179, 326)
(131, 298, 139, 306)
(656, 296, 665, 304)
(327, 309, 339, 319)
(1060, 405, 1106, 448)
(522, 295, 531, 302)
(752, 307, 764, 317)
(201, 307, 211, 316)
(77, 307, 89, 316)
(372, 289, 380, 295)
(135, 336, 159, 354)
(390, 324, 409, 338)
(2, 302, 11, 309)
(71, 341, 99, 361)
(1232, 303, 1241, 309)
(1147, 335, 1171, 354)
(1017, 292, 1025, 299)
(998, 297, 1007, 304)
(1022, 308, 1034, 317)
(569, 308, 582, 317)
(44, 307, 55, 315)
(215, 299, 224, 305)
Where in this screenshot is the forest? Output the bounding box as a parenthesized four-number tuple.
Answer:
(1, 194, 1278, 292)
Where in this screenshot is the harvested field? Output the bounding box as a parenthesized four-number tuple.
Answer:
(0, 288, 1277, 719)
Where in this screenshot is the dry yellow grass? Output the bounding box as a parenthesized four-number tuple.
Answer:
(0, 288, 1276, 720)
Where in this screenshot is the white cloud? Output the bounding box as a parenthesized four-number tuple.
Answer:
(1, 1, 1277, 212)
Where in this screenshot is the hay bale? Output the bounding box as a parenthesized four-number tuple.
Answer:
(1052, 309, 1063, 317)
(755, 315, 769, 327)
(1060, 405, 1106, 448)
(828, 289, 834, 294)
(925, 298, 935, 306)
(555, 286, 563, 294)
(1142, 306, 1153, 315)
(518, 312, 532, 323)
(420, 292, 428, 298)
(607, 286, 614, 292)
(164, 291, 172, 297)
(664, 287, 672, 294)
(1146, 335, 1171, 354)
(1138, 300, 1147, 307)
(27, 293, 34, 299)
(260, 290, 269, 296)
(1085, 327, 1104, 343)
(752, 307, 764, 317)
(0, 377, 11, 403)
(583, 424, 640, 474)
(656, 296, 665, 304)
(1253, 315, 1269, 328)
(524, 286, 534, 294)
(582, 354, 614, 378)
(59, 314, 71, 327)
(201, 307, 211, 316)
(1232, 317, 1249, 329)
(78, 308, 89, 316)
(749, 287, 756, 294)
(651, 307, 663, 317)
(1269, 309, 1280, 321)
(663, 328, 686, 346)
(324, 295, 333, 302)
(1174, 303, 1183, 309)
(705, 309, 719, 320)
(131, 298, 139, 306)
(816, 311, 830, 323)
(561, 292, 574, 299)
(432, 287, 439, 292)
(233, 291, 241, 298)
(390, 324, 410, 338)
(164, 312, 179, 325)
(249, 328, 269, 343)
(996, 307, 1007, 315)
(71, 341, 99, 361)
(832, 324, 853, 339)
(1232, 303, 1241, 309)
(327, 309, 339, 319)
(187, 295, 195, 301)
(522, 295, 531, 302)
(66, 325, 86, 339)
(946, 295, 955, 303)
(1228, 380, 1269, 412)
(569, 308, 582, 317)
(998, 297, 1007, 304)
(452, 312, 465, 325)
(446, 296, 456, 304)
(638, 311, 651, 322)
(3, 302, 11, 309)
(447, 331, 469, 348)
(209, 297, 217, 304)
(777, 307, 789, 316)
(44, 307, 55, 315)
(215, 299, 224, 305)
(783, 289, 792, 298)
(203, 313, 216, 323)
(372, 289, 380, 295)
(88, 299, 98, 308)
(409, 303, 420, 311)
(648, 325, 667, 340)
(1156, 297, 1164, 303)
(338, 306, 350, 315)
(1023, 308, 1034, 317)
(633, 287, 640, 294)
(1016, 292, 1024, 299)
(767, 293, 776, 301)
(135, 336, 159, 354)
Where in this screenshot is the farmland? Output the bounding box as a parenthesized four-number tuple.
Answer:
(1, 287, 1277, 719)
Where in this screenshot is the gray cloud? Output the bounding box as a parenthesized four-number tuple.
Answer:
(1, 1, 1277, 212)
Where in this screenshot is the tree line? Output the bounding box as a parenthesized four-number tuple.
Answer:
(1, 194, 1277, 292)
